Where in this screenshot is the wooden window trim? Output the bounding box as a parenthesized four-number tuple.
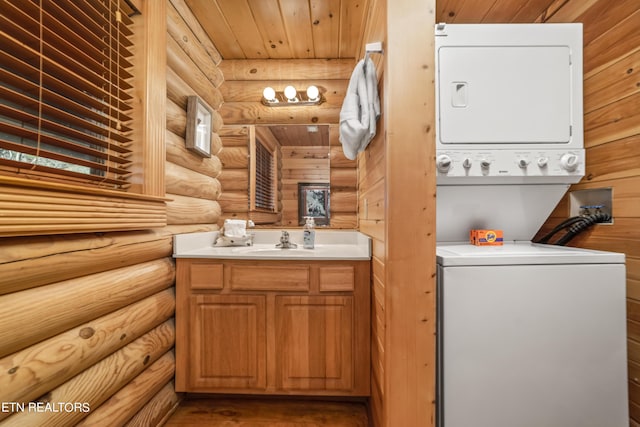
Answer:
(0, 0, 166, 237)
(249, 126, 278, 214)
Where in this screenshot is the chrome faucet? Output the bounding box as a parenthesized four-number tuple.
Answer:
(276, 231, 297, 249)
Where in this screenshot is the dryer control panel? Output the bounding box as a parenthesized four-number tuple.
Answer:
(435, 148, 584, 184)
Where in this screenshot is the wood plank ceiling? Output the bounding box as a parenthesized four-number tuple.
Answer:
(187, 0, 576, 62)
(183, 0, 368, 59)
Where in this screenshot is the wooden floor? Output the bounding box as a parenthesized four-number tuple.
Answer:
(163, 397, 369, 426)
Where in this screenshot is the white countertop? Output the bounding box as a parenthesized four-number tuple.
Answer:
(173, 230, 372, 261)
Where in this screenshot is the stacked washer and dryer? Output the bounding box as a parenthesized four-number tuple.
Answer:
(434, 24, 628, 427)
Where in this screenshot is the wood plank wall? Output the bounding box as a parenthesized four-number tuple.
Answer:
(281, 145, 330, 226)
(329, 124, 359, 229)
(359, 96, 387, 427)
(357, 0, 387, 424)
(358, 0, 437, 425)
(531, 2, 640, 424)
(0, 1, 224, 425)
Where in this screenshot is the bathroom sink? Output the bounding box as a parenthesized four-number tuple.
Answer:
(230, 246, 314, 256)
(173, 230, 371, 260)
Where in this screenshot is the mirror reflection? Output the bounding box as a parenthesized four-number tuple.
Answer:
(256, 125, 330, 227)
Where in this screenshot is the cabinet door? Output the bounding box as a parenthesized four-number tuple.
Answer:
(275, 295, 354, 391)
(189, 294, 267, 390)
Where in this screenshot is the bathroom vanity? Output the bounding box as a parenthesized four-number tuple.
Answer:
(173, 231, 371, 396)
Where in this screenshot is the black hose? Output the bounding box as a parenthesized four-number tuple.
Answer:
(554, 212, 612, 246)
(536, 215, 587, 244)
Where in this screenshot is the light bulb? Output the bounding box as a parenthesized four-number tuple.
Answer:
(284, 85, 297, 101)
(263, 87, 276, 102)
(306, 85, 319, 101)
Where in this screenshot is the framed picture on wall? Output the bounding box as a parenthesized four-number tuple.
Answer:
(298, 183, 330, 226)
(185, 96, 212, 157)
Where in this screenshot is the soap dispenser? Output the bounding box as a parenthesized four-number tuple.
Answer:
(303, 216, 316, 249)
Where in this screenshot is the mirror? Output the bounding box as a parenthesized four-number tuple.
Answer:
(256, 125, 330, 227)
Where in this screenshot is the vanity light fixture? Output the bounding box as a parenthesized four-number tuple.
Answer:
(262, 87, 277, 103)
(284, 85, 298, 102)
(262, 85, 324, 106)
(306, 85, 320, 102)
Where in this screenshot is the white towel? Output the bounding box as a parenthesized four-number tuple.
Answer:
(223, 219, 247, 237)
(339, 57, 380, 160)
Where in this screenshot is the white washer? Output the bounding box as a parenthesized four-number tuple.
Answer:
(436, 242, 628, 427)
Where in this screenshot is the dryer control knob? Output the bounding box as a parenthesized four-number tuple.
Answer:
(436, 154, 452, 173)
(537, 157, 549, 168)
(480, 159, 491, 169)
(462, 158, 472, 169)
(518, 159, 530, 168)
(560, 153, 579, 172)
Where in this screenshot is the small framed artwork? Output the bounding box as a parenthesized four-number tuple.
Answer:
(298, 183, 330, 226)
(185, 96, 212, 157)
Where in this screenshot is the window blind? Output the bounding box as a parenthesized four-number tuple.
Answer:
(254, 139, 275, 211)
(0, 0, 135, 189)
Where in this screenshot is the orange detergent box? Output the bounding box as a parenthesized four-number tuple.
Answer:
(470, 229, 503, 246)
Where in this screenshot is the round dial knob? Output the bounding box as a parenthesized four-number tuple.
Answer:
(462, 158, 472, 169)
(560, 153, 579, 172)
(518, 159, 530, 168)
(537, 157, 549, 168)
(436, 154, 452, 173)
(480, 159, 491, 169)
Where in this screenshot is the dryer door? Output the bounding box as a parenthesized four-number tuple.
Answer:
(437, 45, 572, 145)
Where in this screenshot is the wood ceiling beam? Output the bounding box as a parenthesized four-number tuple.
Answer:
(219, 59, 356, 81)
(219, 80, 348, 104)
(219, 102, 340, 125)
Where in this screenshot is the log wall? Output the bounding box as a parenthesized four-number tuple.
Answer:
(0, 225, 210, 426)
(165, 0, 223, 227)
(217, 125, 251, 223)
(218, 59, 351, 125)
(0, 0, 223, 424)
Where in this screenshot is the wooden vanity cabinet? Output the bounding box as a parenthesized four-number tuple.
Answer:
(175, 259, 371, 396)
